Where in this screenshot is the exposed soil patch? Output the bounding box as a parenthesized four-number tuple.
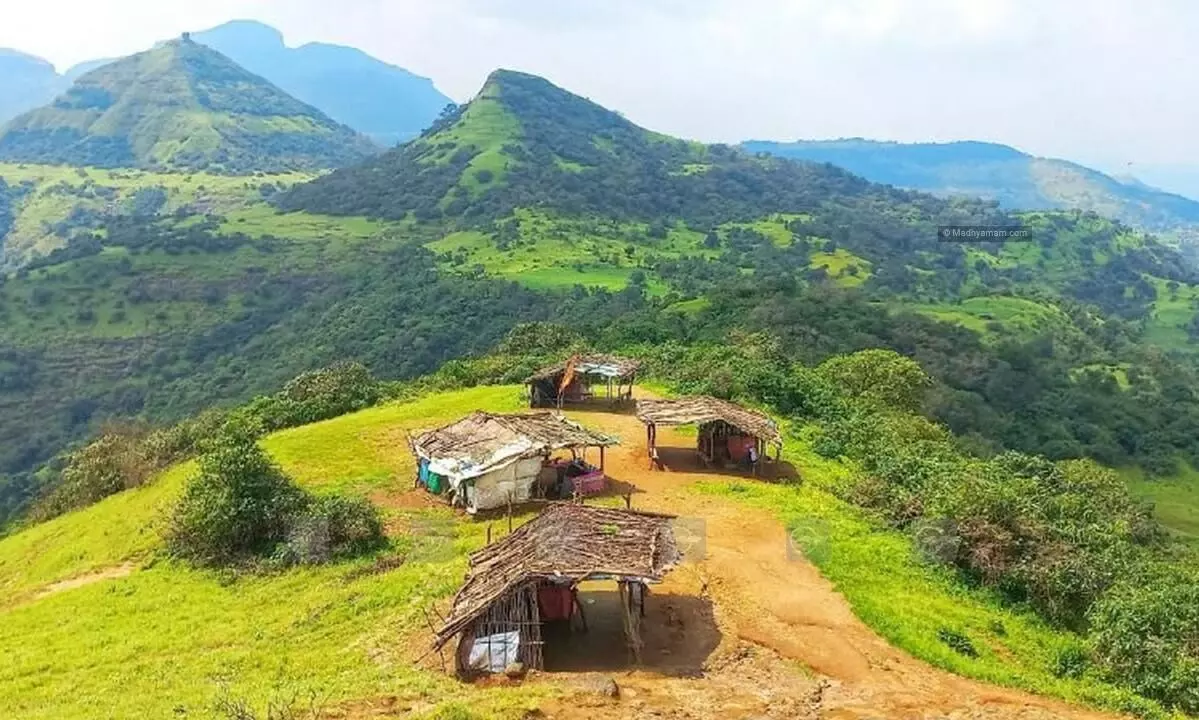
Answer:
(33, 562, 136, 600)
(534, 400, 1126, 719)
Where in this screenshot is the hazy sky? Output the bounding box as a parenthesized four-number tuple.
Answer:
(3, 0, 1197, 189)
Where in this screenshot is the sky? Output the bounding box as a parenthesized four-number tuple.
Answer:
(3, 0, 1198, 193)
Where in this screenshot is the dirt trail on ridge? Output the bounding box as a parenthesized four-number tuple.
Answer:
(522, 401, 1125, 720)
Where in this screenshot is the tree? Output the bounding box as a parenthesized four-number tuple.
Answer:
(817, 349, 931, 413)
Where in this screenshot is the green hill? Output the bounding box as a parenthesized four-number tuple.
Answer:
(1, 372, 1190, 718)
(0, 37, 378, 172)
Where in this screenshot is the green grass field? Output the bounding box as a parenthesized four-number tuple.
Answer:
(910, 296, 1080, 342)
(426, 209, 709, 293)
(1121, 464, 1199, 547)
(0, 164, 312, 266)
(0, 386, 547, 720)
(1143, 276, 1199, 352)
(808, 248, 872, 287)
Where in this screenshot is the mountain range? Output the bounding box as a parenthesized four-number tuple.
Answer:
(0, 20, 452, 147)
(0, 37, 378, 172)
(743, 139, 1199, 238)
(4, 64, 1199, 493)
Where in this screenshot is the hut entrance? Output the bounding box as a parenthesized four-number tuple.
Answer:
(540, 578, 650, 672)
(526, 354, 642, 409)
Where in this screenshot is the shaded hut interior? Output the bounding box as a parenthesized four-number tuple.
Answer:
(526, 354, 642, 408)
(635, 397, 783, 474)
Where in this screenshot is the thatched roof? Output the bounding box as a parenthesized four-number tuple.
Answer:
(411, 411, 618, 483)
(636, 396, 783, 447)
(433, 503, 679, 647)
(526, 354, 642, 382)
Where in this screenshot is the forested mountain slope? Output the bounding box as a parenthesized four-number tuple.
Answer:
(0, 37, 377, 172)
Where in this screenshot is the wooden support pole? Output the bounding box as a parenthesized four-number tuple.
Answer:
(599, 445, 605, 471)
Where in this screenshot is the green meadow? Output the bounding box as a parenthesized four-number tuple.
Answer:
(0, 386, 550, 720)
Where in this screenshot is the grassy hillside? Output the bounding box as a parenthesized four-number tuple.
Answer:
(0, 382, 1175, 718)
(1122, 464, 1199, 547)
(10, 67, 1199, 526)
(0, 163, 313, 266)
(0, 38, 377, 173)
(0, 387, 543, 720)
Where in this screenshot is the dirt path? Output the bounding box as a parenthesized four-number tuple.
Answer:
(32, 563, 135, 600)
(527, 402, 1124, 720)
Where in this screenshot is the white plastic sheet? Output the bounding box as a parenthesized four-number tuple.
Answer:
(468, 630, 520, 673)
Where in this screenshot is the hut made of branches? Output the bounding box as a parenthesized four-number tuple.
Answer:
(636, 396, 783, 470)
(526, 354, 642, 407)
(410, 411, 619, 512)
(433, 503, 680, 674)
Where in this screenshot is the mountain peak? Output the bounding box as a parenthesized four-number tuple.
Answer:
(0, 39, 377, 172)
(195, 19, 286, 49)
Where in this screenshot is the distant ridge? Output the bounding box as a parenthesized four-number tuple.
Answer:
(743, 138, 1199, 234)
(0, 37, 378, 172)
(194, 20, 452, 145)
(0, 49, 63, 125)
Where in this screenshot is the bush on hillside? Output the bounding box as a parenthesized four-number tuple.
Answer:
(31, 430, 156, 521)
(238, 362, 383, 432)
(167, 422, 384, 568)
(1089, 566, 1199, 713)
(816, 349, 931, 413)
(29, 411, 230, 524)
(278, 496, 385, 566)
(167, 424, 308, 565)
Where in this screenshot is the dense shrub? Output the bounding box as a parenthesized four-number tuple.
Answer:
(236, 362, 385, 432)
(279, 496, 385, 565)
(167, 425, 308, 566)
(167, 422, 384, 568)
(1089, 566, 1199, 713)
(31, 431, 156, 521)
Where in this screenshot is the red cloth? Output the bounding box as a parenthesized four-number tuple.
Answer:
(727, 436, 757, 461)
(538, 585, 574, 620)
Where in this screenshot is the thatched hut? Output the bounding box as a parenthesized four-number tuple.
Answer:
(410, 412, 619, 513)
(635, 397, 783, 473)
(433, 503, 680, 675)
(526, 354, 642, 408)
